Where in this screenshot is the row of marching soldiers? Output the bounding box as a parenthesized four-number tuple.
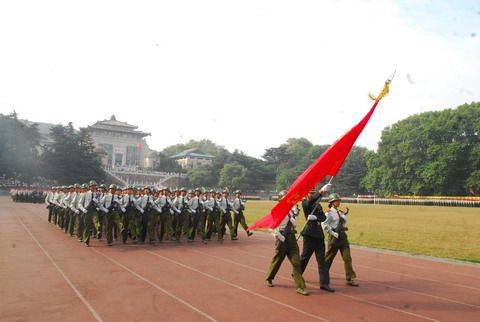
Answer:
(45, 180, 253, 247)
(10, 188, 46, 203)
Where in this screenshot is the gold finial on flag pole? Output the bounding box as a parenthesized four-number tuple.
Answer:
(368, 70, 396, 101)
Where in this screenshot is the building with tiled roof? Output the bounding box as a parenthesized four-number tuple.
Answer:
(170, 148, 214, 169)
(86, 115, 152, 168)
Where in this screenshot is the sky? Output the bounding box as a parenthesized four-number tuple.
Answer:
(1, 0, 479, 158)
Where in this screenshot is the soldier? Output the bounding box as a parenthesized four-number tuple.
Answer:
(94, 184, 107, 239)
(135, 186, 161, 244)
(232, 190, 253, 239)
(217, 190, 234, 241)
(67, 184, 81, 237)
(203, 190, 219, 242)
(121, 186, 138, 244)
(172, 188, 188, 242)
(299, 183, 333, 292)
(187, 188, 203, 242)
(99, 184, 123, 246)
(76, 184, 87, 242)
(155, 188, 173, 242)
(78, 180, 100, 247)
(45, 187, 55, 223)
(265, 190, 308, 296)
(321, 193, 358, 288)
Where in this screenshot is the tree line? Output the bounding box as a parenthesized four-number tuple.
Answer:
(0, 112, 105, 185)
(1, 101, 479, 196)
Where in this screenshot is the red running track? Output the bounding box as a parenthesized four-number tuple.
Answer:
(1, 197, 479, 322)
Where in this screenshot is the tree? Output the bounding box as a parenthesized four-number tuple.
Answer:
(0, 112, 41, 182)
(219, 162, 248, 191)
(41, 125, 105, 184)
(363, 102, 480, 196)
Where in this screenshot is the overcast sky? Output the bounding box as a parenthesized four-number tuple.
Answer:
(1, 0, 479, 157)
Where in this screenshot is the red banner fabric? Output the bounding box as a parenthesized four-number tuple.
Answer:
(248, 99, 381, 230)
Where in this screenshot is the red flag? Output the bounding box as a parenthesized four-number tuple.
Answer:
(249, 80, 391, 230)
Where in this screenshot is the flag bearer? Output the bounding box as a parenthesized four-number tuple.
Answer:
(321, 193, 358, 288)
(265, 191, 308, 296)
(299, 183, 334, 292)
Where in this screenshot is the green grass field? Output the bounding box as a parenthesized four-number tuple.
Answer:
(244, 200, 480, 263)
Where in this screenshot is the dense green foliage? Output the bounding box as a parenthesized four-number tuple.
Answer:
(41, 124, 105, 184)
(0, 113, 105, 185)
(0, 112, 41, 183)
(363, 102, 480, 196)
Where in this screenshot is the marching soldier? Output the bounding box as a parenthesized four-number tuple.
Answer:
(76, 184, 87, 242)
(78, 181, 100, 247)
(232, 190, 253, 239)
(121, 186, 137, 243)
(45, 188, 55, 223)
(265, 190, 308, 296)
(187, 188, 203, 242)
(321, 193, 359, 288)
(172, 188, 188, 242)
(217, 190, 234, 241)
(95, 184, 107, 239)
(135, 186, 161, 244)
(67, 184, 81, 237)
(99, 184, 123, 246)
(203, 190, 219, 242)
(299, 184, 333, 292)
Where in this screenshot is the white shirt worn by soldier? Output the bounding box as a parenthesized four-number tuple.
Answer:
(203, 196, 216, 212)
(122, 194, 137, 210)
(78, 190, 99, 214)
(136, 194, 161, 213)
(173, 195, 188, 212)
(68, 191, 80, 214)
(217, 197, 232, 214)
(187, 195, 201, 214)
(99, 192, 115, 213)
(45, 191, 54, 206)
(322, 207, 348, 239)
(271, 205, 299, 242)
(232, 197, 245, 214)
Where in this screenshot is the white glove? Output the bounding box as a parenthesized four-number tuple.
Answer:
(277, 234, 286, 242)
(307, 214, 317, 221)
(140, 209, 144, 214)
(320, 183, 332, 193)
(121, 207, 126, 213)
(75, 210, 80, 215)
(104, 209, 109, 214)
(332, 232, 339, 239)
(82, 209, 87, 214)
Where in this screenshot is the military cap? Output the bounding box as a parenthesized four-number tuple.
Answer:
(99, 184, 107, 190)
(109, 184, 117, 190)
(81, 184, 88, 189)
(234, 190, 241, 194)
(328, 193, 341, 203)
(67, 185, 73, 189)
(222, 189, 229, 194)
(180, 187, 187, 192)
(73, 184, 80, 189)
(89, 180, 98, 187)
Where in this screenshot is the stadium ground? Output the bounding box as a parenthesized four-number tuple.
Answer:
(1, 197, 480, 322)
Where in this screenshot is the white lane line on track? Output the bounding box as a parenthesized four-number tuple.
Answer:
(143, 249, 331, 322)
(15, 214, 104, 322)
(190, 249, 441, 322)
(91, 248, 217, 322)
(223, 245, 480, 309)
(250, 241, 480, 292)
(23, 206, 217, 322)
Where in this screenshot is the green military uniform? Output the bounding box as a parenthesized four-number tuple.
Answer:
(321, 194, 357, 286)
(265, 200, 307, 295)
